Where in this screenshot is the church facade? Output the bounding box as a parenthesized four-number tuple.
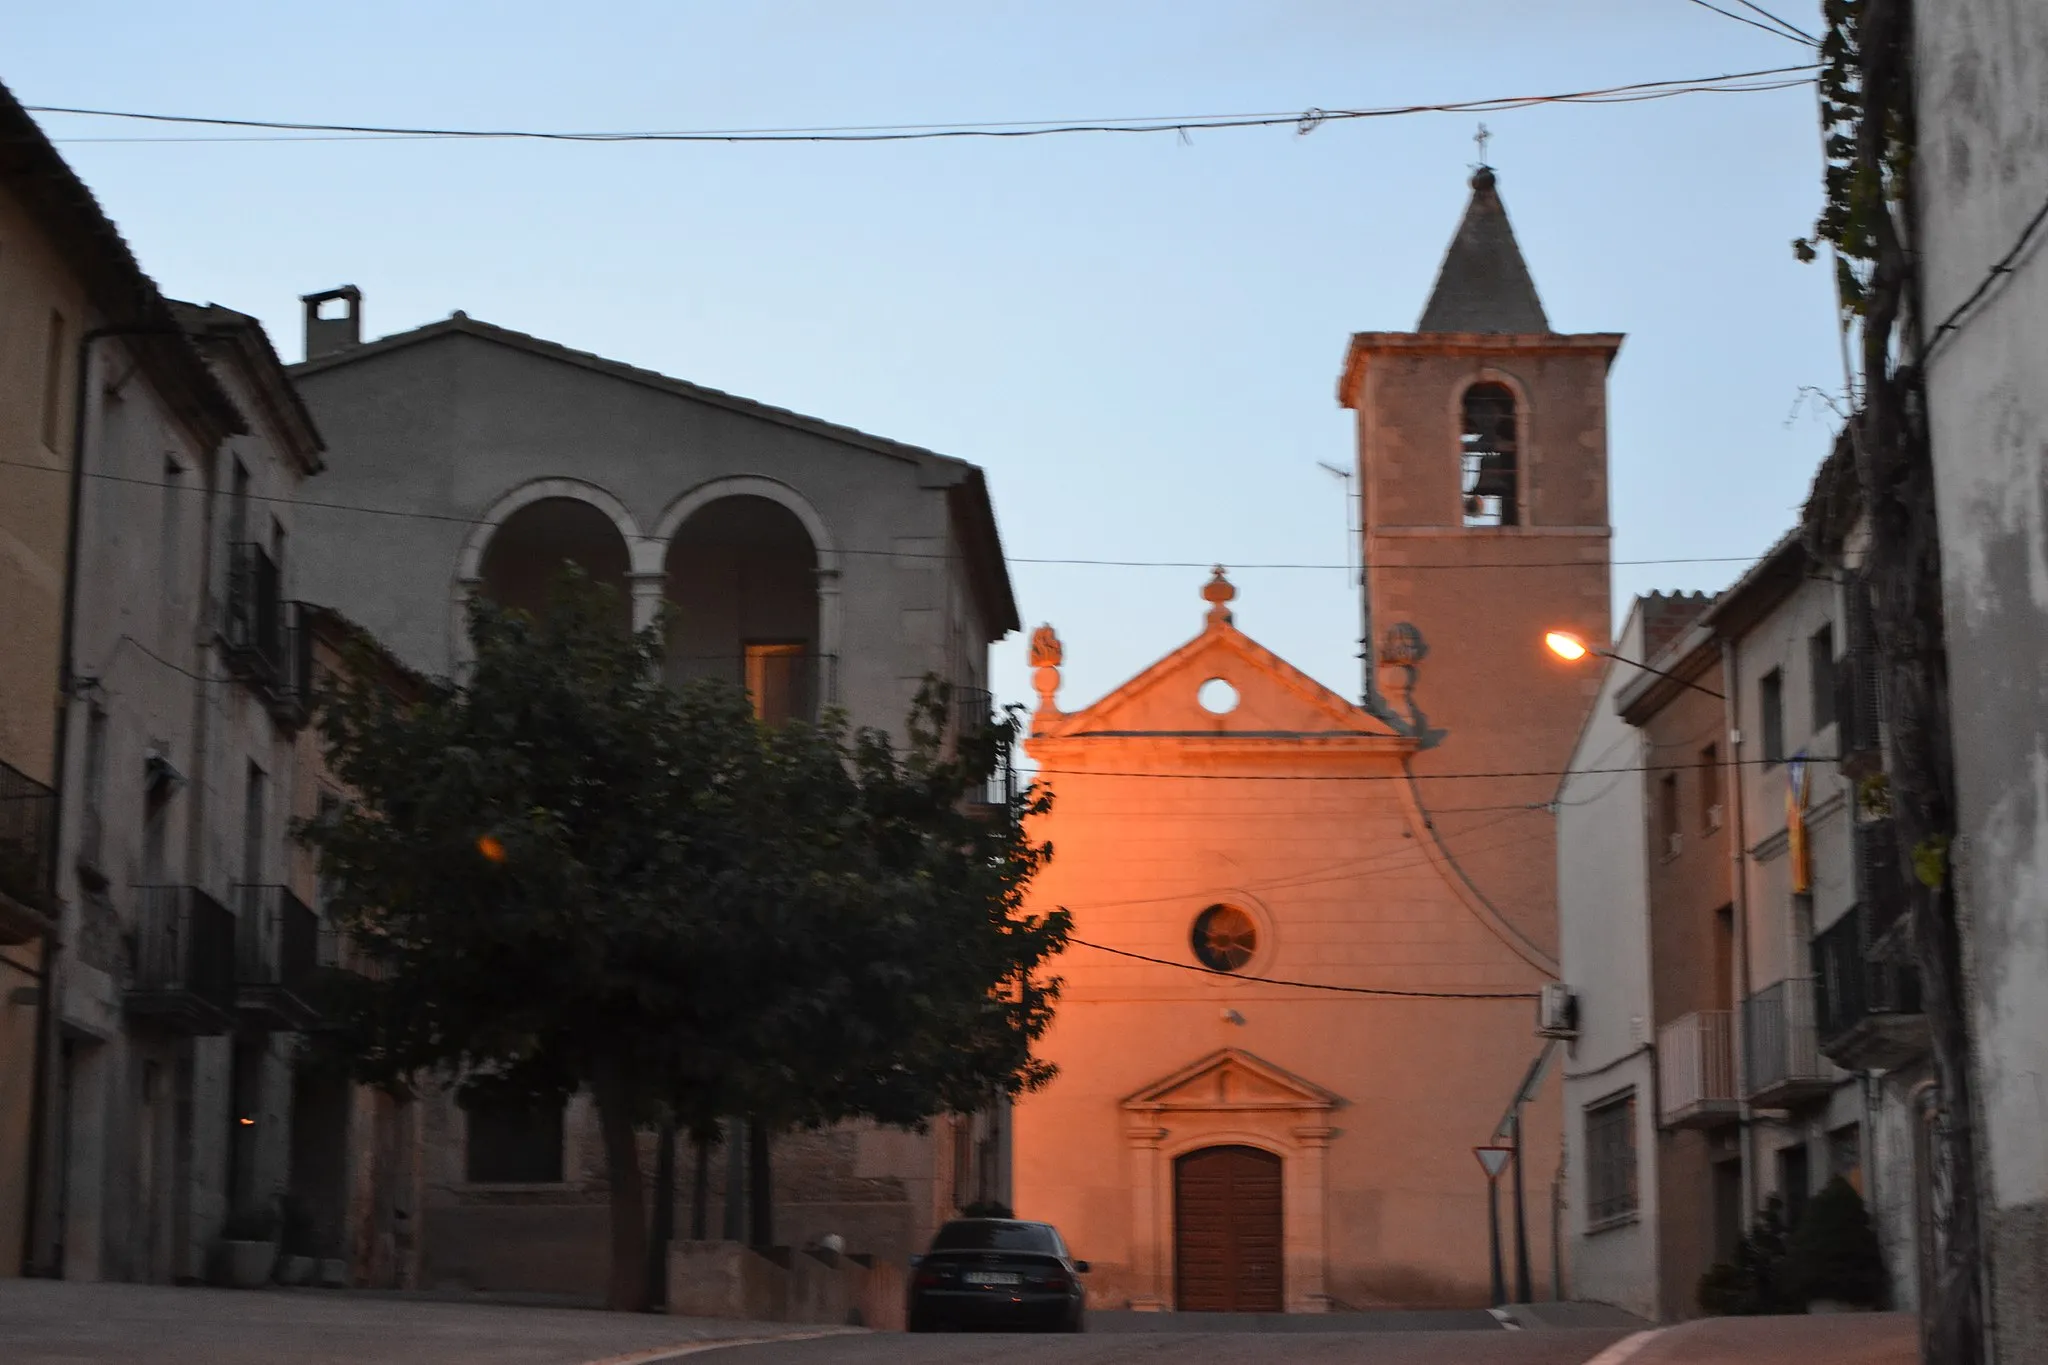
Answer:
(1009, 166, 1620, 1311)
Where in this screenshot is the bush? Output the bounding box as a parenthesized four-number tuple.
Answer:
(1697, 1196, 1794, 1315)
(1786, 1176, 1887, 1309)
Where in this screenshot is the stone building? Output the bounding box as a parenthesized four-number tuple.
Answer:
(1557, 527, 1934, 1320)
(1914, 4, 2048, 1358)
(1011, 166, 1618, 1310)
(281, 291, 1020, 1290)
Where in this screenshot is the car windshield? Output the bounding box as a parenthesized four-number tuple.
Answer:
(930, 1220, 1058, 1254)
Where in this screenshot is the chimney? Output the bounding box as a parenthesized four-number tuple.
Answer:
(301, 286, 363, 360)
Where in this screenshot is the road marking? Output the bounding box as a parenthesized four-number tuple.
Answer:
(1577, 1329, 1666, 1365)
(577, 1328, 863, 1365)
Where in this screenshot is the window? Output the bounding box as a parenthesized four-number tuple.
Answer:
(930, 1221, 1058, 1253)
(1460, 383, 1519, 527)
(159, 457, 184, 605)
(313, 792, 343, 917)
(1585, 1091, 1639, 1225)
(743, 642, 808, 726)
(464, 1095, 565, 1183)
(242, 762, 267, 890)
(1191, 904, 1257, 972)
(1699, 743, 1722, 831)
(1658, 773, 1681, 859)
(1760, 668, 1785, 766)
(80, 705, 108, 870)
(41, 310, 67, 449)
(1810, 624, 1837, 732)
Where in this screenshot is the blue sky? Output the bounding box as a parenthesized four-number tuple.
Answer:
(7, 1, 1841, 714)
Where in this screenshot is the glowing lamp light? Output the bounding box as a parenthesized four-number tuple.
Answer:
(476, 835, 506, 863)
(1544, 631, 1592, 662)
(238, 1116, 256, 1127)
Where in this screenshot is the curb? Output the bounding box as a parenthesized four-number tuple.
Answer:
(1579, 1329, 1667, 1365)
(577, 1328, 865, 1365)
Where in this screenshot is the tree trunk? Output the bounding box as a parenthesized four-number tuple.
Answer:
(590, 1059, 649, 1312)
(646, 1120, 676, 1311)
(1849, 6, 1986, 1361)
(747, 1119, 773, 1250)
(691, 1132, 711, 1241)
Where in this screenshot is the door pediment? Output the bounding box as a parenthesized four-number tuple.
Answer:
(1120, 1048, 1342, 1116)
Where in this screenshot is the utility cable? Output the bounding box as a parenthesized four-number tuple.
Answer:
(0, 457, 1768, 573)
(23, 67, 1818, 147)
(1065, 936, 1540, 999)
(1679, 0, 1818, 46)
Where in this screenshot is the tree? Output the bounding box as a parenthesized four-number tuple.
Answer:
(1787, 1177, 1889, 1310)
(1698, 1196, 1794, 1316)
(1794, 5, 1983, 1360)
(303, 570, 1066, 1310)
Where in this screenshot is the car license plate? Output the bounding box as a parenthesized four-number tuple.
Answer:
(964, 1270, 1021, 1286)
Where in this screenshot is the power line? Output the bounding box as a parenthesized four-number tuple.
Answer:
(1679, 0, 1817, 46)
(1065, 937, 1541, 999)
(23, 66, 1818, 148)
(0, 456, 1768, 573)
(1023, 755, 1835, 783)
(1731, 1, 1819, 44)
(1923, 188, 2048, 362)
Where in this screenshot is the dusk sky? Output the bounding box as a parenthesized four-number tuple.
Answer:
(6, 1, 1840, 716)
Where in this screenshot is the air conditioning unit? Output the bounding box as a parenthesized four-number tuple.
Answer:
(1707, 803, 1725, 831)
(1538, 982, 1579, 1039)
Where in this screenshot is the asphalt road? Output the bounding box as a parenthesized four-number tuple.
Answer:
(703, 1327, 1637, 1365)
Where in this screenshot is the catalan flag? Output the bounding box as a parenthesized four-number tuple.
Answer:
(1787, 753, 1812, 895)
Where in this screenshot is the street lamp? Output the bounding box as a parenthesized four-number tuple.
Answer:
(1543, 629, 1724, 700)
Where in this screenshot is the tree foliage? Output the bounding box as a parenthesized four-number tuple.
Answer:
(1787, 1177, 1889, 1310)
(300, 570, 1067, 1310)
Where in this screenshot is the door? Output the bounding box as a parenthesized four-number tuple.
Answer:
(1174, 1145, 1283, 1311)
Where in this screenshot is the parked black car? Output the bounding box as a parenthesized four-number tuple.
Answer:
(907, 1218, 1089, 1332)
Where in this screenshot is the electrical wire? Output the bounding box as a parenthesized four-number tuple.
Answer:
(0, 456, 1768, 574)
(1065, 936, 1540, 1000)
(23, 67, 1819, 147)
(1679, 0, 1818, 46)
(1922, 187, 2048, 362)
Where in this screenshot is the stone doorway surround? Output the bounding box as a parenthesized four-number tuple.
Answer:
(1120, 1048, 1341, 1313)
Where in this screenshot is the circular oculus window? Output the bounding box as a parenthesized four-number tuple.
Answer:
(1191, 904, 1258, 972)
(1197, 677, 1239, 714)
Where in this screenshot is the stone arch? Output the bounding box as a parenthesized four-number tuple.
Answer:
(1449, 367, 1535, 529)
(451, 478, 644, 663)
(655, 477, 843, 721)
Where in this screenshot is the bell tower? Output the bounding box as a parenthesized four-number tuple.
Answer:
(1336, 164, 1622, 958)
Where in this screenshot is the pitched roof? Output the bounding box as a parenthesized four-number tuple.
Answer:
(1416, 167, 1550, 335)
(290, 310, 1018, 635)
(170, 301, 325, 474)
(0, 81, 243, 445)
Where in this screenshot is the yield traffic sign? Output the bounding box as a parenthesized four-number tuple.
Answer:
(1474, 1145, 1513, 1180)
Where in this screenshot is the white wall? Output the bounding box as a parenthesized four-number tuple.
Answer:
(1557, 602, 1658, 1318)
(1916, 2, 2048, 1356)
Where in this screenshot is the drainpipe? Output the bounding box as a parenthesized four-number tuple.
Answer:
(21, 324, 191, 1278)
(1719, 635, 1756, 1225)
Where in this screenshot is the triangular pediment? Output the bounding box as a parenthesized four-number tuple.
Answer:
(1121, 1048, 1342, 1115)
(1037, 616, 1400, 742)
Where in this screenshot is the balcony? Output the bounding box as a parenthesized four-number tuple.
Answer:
(235, 885, 321, 1031)
(672, 651, 838, 725)
(127, 886, 237, 1032)
(1742, 978, 1834, 1108)
(952, 686, 1020, 814)
(1853, 817, 1909, 951)
(0, 758, 56, 944)
(226, 541, 283, 676)
(1814, 905, 1926, 1071)
(1657, 1009, 1740, 1129)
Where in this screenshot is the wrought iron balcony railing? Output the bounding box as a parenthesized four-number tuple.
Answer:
(1813, 903, 1926, 1070)
(235, 884, 321, 1030)
(127, 885, 237, 1032)
(1657, 1009, 1740, 1129)
(1742, 977, 1833, 1107)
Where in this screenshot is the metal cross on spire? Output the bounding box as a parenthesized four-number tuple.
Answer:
(1474, 122, 1491, 166)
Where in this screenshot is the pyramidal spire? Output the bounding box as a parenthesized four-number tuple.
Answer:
(1416, 165, 1550, 334)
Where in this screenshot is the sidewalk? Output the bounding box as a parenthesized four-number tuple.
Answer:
(1590, 1313, 1916, 1365)
(0, 1279, 851, 1365)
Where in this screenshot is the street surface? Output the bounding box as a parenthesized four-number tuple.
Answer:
(0, 1280, 1917, 1365)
